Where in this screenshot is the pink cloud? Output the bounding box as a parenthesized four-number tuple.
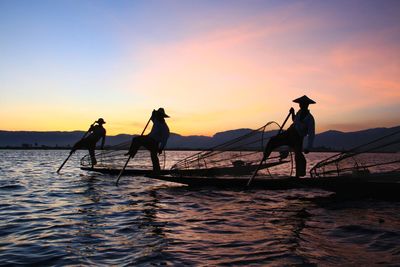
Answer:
(117, 6, 400, 134)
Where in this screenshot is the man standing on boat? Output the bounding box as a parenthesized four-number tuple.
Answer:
(263, 95, 316, 177)
(71, 118, 106, 167)
(125, 108, 170, 174)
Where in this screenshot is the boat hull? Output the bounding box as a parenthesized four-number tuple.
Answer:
(81, 160, 288, 177)
(80, 167, 171, 176)
(144, 173, 400, 199)
(170, 160, 288, 176)
(81, 166, 400, 199)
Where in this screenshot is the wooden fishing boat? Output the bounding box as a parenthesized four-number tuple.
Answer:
(143, 172, 400, 199)
(80, 121, 285, 176)
(80, 166, 171, 175)
(80, 160, 288, 176)
(79, 121, 400, 200)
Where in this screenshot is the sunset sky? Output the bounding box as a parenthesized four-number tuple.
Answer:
(1, 0, 399, 136)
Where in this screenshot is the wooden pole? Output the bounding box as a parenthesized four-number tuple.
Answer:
(57, 152, 73, 173)
(57, 121, 95, 174)
(116, 116, 152, 186)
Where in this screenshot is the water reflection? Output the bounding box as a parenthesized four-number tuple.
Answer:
(0, 150, 400, 266)
(71, 176, 105, 259)
(68, 175, 168, 265)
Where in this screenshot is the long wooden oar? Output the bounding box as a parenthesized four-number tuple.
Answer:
(57, 122, 95, 174)
(116, 117, 152, 186)
(56, 153, 74, 174)
(247, 110, 292, 186)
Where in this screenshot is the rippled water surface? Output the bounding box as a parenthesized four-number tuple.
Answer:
(1, 150, 400, 266)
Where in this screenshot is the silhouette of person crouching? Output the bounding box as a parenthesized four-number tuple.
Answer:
(263, 95, 316, 177)
(71, 118, 106, 167)
(125, 108, 170, 175)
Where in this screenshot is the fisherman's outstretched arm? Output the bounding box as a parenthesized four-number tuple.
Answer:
(290, 107, 295, 121)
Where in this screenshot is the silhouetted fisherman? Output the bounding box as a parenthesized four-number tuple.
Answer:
(125, 108, 170, 174)
(71, 118, 106, 167)
(263, 95, 316, 177)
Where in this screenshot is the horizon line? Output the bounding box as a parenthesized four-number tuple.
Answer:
(1, 124, 399, 137)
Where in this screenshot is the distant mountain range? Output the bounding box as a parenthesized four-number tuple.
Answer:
(1, 125, 399, 151)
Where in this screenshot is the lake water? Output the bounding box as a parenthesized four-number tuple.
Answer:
(0, 150, 400, 266)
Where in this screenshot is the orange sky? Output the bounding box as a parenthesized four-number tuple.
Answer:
(1, 1, 399, 136)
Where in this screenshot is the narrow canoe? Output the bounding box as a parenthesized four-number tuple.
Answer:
(80, 160, 287, 177)
(143, 172, 400, 199)
(80, 167, 171, 175)
(81, 166, 400, 199)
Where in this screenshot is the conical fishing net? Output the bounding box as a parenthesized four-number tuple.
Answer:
(310, 128, 400, 178)
(170, 121, 294, 177)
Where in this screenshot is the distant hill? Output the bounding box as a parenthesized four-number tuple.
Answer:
(1, 125, 399, 151)
(313, 126, 400, 151)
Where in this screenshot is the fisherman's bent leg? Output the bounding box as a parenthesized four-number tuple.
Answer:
(71, 139, 86, 154)
(126, 137, 143, 158)
(263, 133, 290, 160)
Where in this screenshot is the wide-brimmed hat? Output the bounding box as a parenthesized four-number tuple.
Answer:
(293, 95, 316, 104)
(96, 118, 106, 124)
(157, 108, 170, 118)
